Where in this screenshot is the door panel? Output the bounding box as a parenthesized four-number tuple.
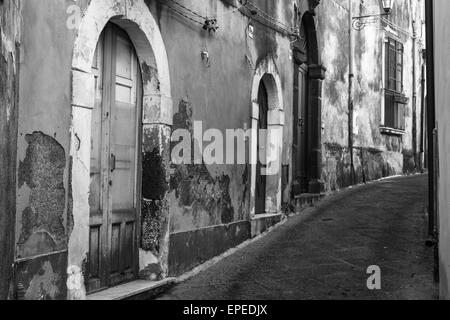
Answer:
(89, 226, 100, 279)
(89, 32, 104, 218)
(292, 64, 309, 196)
(111, 101, 138, 211)
(88, 23, 141, 293)
(255, 81, 268, 215)
(111, 30, 138, 213)
(88, 30, 106, 292)
(111, 224, 121, 273)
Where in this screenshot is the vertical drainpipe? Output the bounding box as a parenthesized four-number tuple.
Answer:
(348, 0, 355, 185)
(412, 19, 418, 170)
(424, 0, 438, 283)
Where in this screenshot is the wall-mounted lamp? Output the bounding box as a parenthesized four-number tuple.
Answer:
(201, 50, 211, 68)
(382, 0, 393, 14)
(248, 24, 254, 39)
(352, 0, 393, 31)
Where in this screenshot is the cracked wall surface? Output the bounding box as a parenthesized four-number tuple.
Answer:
(15, 252, 67, 300)
(434, 0, 450, 299)
(153, 0, 294, 275)
(0, 0, 21, 300)
(14, 0, 73, 299)
(170, 99, 236, 231)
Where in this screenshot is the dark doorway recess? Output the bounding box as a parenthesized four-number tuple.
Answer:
(292, 11, 326, 197)
(255, 80, 269, 215)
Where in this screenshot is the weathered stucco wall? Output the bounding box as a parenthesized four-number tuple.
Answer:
(317, 0, 425, 192)
(14, 0, 75, 300)
(0, 0, 21, 300)
(434, 0, 450, 300)
(147, 0, 296, 275)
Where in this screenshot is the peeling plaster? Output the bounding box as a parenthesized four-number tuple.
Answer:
(25, 261, 60, 300)
(17, 132, 66, 257)
(15, 251, 67, 300)
(1, 29, 16, 74)
(170, 99, 235, 231)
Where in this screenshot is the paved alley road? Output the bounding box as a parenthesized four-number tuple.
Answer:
(157, 175, 437, 300)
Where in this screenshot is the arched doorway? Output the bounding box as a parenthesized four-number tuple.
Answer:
(255, 80, 269, 214)
(69, 0, 172, 296)
(291, 9, 326, 197)
(250, 58, 284, 221)
(87, 22, 142, 292)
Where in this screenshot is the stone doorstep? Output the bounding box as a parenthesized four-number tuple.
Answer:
(292, 193, 325, 211)
(87, 278, 176, 301)
(295, 193, 325, 199)
(251, 213, 283, 238)
(294, 193, 326, 201)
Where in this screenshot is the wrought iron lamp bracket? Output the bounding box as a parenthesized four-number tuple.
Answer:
(352, 13, 389, 31)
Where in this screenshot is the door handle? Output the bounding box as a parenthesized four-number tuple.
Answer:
(111, 153, 116, 172)
(298, 119, 305, 127)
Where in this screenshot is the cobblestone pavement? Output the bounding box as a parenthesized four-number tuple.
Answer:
(157, 174, 438, 300)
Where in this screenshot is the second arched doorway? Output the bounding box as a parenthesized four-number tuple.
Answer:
(250, 58, 285, 225)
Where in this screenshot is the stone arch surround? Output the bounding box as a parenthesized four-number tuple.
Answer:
(68, 0, 173, 293)
(250, 57, 285, 219)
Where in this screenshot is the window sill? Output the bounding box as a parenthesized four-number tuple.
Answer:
(384, 90, 409, 103)
(380, 127, 405, 136)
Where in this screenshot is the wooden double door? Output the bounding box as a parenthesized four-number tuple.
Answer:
(87, 23, 142, 293)
(292, 63, 309, 196)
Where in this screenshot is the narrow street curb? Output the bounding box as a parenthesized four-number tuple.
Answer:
(313, 172, 428, 210)
(174, 218, 289, 285)
(324, 172, 426, 198)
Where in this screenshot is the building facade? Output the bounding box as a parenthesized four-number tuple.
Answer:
(318, 0, 426, 193)
(0, 0, 425, 299)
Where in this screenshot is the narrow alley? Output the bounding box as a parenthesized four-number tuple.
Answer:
(1, 0, 434, 301)
(157, 175, 438, 300)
